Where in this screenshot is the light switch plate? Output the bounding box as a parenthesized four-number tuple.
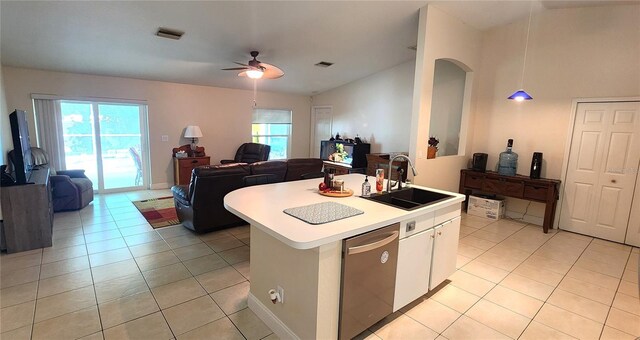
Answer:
(161, 135, 169, 142)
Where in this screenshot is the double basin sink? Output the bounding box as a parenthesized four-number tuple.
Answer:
(362, 187, 453, 210)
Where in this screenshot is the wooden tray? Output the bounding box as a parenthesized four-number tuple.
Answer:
(319, 188, 354, 198)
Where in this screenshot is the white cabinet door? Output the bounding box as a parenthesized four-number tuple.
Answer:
(429, 216, 460, 290)
(393, 229, 434, 312)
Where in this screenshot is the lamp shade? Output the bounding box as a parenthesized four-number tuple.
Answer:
(184, 125, 203, 138)
(508, 89, 533, 102)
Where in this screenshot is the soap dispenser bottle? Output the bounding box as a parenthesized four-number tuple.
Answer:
(361, 176, 371, 197)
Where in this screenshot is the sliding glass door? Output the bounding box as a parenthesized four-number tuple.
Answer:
(59, 100, 148, 193)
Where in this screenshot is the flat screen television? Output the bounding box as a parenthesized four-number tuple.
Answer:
(320, 141, 354, 166)
(9, 109, 34, 184)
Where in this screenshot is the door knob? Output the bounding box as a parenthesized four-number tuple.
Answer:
(438, 231, 442, 236)
(611, 179, 617, 183)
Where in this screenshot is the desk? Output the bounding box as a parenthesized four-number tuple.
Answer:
(459, 169, 560, 233)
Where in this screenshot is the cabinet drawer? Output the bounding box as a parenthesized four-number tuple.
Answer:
(464, 174, 484, 189)
(482, 178, 524, 197)
(181, 158, 209, 167)
(523, 184, 548, 201)
(503, 180, 524, 197)
(482, 178, 503, 193)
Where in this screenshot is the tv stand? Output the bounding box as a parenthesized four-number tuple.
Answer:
(0, 167, 53, 253)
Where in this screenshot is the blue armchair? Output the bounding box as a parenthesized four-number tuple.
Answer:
(31, 147, 94, 212)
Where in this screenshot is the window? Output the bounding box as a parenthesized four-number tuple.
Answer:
(252, 109, 292, 160)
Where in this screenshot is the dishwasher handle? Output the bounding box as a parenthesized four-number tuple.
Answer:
(347, 231, 399, 255)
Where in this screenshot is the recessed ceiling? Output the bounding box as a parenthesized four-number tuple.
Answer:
(1, 1, 633, 95)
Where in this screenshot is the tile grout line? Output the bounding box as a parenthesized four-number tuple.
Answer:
(439, 218, 589, 339)
(445, 220, 550, 339)
(594, 247, 635, 339)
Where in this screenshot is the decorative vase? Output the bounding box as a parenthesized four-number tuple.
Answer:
(427, 146, 437, 159)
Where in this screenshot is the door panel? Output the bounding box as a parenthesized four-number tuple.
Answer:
(311, 106, 332, 158)
(429, 217, 460, 290)
(394, 229, 433, 312)
(576, 132, 600, 171)
(560, 102, 640, 243)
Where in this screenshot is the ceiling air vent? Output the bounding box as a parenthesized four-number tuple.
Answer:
(156, 27, 184, 40)
(314, 61, 334, 68)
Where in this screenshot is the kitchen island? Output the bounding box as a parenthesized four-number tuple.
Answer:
(225, 174, 465, 339)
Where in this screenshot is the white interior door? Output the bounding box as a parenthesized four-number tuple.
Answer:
(625, 168, 640, 246)
(559, 102, 640, 243)
(311, 106, 332, 158)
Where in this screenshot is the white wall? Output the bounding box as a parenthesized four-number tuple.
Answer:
(430, 59, 467, 156)
(310, 60, 415, 154)
(472, 5, 640, 221)
(410, 5, 481, 192)
(2, 67, 312, 188)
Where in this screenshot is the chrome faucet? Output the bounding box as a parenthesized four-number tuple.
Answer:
(387, 154, 418, 193)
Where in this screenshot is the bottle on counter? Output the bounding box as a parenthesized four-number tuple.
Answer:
(376, 169, 384, 193)
(361, 176, 371, 197)
(498, 139, 518, 176)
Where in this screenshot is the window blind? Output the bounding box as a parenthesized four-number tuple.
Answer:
(252, 109, 292, 124)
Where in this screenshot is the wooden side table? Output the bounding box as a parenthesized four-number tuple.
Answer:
(459, 169, 560, 233)
(174, 156, 210, 185)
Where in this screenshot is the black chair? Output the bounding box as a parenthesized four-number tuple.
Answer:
(243, 174, 279, 186)
(221, 143, 271, 164)
(300, 172, 325, 180)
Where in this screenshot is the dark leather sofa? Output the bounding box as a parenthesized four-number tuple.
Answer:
(171, 158, 323, 233)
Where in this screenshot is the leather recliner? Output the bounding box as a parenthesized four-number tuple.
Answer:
(171, 158, 323, 233)
(220, 143, 271, 164)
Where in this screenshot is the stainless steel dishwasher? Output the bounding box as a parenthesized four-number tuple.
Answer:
(338, 223, 399, 340)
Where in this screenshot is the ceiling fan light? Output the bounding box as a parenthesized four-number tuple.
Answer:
(508, 89, 533, 101)
(246, 69, 264, 79)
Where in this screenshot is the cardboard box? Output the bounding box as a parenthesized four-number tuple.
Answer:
(467, 195, 505, 220)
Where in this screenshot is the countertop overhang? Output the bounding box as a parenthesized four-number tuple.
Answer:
(224, 174, 465, 250)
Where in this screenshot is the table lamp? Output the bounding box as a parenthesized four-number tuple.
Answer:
(184, 125, 203, 155)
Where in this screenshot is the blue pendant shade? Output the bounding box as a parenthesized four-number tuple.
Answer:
(508, 89, 533, 101)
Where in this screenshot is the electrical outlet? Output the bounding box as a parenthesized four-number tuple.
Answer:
(277, 285, 284, 304)
(161, 135, 169, 142)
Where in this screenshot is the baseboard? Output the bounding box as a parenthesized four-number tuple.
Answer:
(150, 182, 170, 190)
(248, 292, 299, 340)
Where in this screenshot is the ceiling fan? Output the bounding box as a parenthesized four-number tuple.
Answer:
(222, 51, 284, 79)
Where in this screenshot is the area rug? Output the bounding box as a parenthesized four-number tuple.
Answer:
(132, 196, 180, 229)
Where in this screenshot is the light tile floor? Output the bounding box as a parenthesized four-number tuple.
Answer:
(1, 190, 268, 340)
(1, 191, 639, 339)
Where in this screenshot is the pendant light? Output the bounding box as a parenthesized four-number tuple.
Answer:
(509, 1, 534, 101)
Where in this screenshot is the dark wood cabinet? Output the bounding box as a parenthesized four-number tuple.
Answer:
(0, 167, 53, 253)
(459, 170, 560, 233)
(174, 156, 210, 185)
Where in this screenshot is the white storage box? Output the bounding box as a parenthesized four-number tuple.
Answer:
(467, 195, 505, 220)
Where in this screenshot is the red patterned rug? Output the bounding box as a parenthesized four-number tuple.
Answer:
(132, 196, 180, 229)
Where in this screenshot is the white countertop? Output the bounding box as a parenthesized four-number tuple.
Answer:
(224, 174, 465, 249)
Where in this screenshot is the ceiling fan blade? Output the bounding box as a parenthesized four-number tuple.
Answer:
(259, 63, 285, 79)
(222, 67, 249, 71)
(234, 62, 249, 67)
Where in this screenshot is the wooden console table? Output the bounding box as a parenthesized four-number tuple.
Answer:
(459, 169, 560, 233)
